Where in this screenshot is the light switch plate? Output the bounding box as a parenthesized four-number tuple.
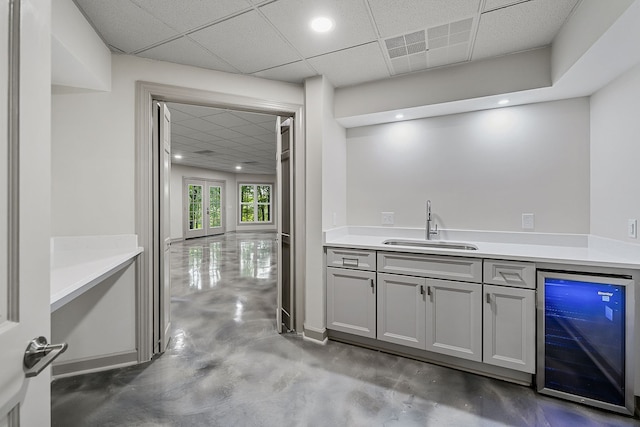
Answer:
(522, 213, 534, 230)
(628, 219, 637, 239)
(381, 212, 394, 226)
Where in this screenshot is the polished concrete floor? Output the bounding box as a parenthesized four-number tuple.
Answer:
(52, 232, 640, 426)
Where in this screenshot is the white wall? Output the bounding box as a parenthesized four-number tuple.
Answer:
(346, 98, 591, 234)
(52, 0, 111, 91)
(51, 54, 303, 237)
(321, 79, 347, 230)
(170, 164, 276, 240)
(590, 63, 640, 242)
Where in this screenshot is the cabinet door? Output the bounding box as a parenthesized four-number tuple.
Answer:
(377, 273, 426, 349)
(483, 284, 535, 373)
(326, 267, 376, 338)
(425, 279, 482, 361)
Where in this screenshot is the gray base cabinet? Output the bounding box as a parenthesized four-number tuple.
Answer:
(377, 273, 426, 349)
(426, 278, 482, 362)
(325, 248, 537, 377)
(483, 284, 535, 373)
(326, 267, 376, 339)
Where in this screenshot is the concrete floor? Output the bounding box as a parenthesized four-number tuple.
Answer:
(51, 232, 640, 426)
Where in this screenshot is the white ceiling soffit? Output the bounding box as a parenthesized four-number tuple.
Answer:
(166, 103, 277, 175)
(73, 0, 581, 89)
(336, 0, 640, 128)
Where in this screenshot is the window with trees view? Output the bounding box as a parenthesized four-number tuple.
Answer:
(239, 184, 272, 223)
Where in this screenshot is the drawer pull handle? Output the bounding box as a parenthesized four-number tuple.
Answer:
(342, 257, 359, 267)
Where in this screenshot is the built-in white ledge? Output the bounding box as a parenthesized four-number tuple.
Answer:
(51, 235, 143, 312)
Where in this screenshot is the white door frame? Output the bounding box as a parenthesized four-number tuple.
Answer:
(135, 81, 306, 361)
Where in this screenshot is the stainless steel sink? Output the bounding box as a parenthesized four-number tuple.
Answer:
(382, 239, 478, 250)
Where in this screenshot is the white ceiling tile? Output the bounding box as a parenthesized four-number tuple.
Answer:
(231, 124, 273, 137)
(138, 37, 239, 73)
(260, 0, 378, 58)
(368, 0, 481, 38)
(391, 57, 411, 75)
(169, 103, 219, 118)
(307, 43, 390, 88)
(254, 134, 276, 144)
(164, 107, 193, 123)
(189, 11, 302, 73)
(483, 0, 530, 13)
(472, 0, 579, 61)
(172, 123, 201, 136)
(75, 0, 178, 53)
(252, 61, 317, 84)
(241, 112, 276, 125)
(208, 128, 247, 140)
(203, 112, 251, 127)
(131, 0, 252, 32)
(178, 118, 225, 133)
(428, 49, 449, 68)
(448, 43, 470, 63)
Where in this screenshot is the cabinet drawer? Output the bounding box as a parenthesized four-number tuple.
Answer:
(377, 252, 482, 283)
(326, 248, 376, 271)
(483, 260, 535, 289)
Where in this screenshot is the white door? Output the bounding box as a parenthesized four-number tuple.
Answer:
(206, 182, 224, 235)
(1, 0, 56, 425)
(184, 179, 205, 239)
(184, 179, 225, 239)
(153, 102, 172, 353)
(276, 117, 294, 333)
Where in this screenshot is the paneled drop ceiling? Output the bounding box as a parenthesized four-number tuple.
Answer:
(75, 0, 580, 88)
(167, 103, 277, 174)
(74, 0, 581, 174)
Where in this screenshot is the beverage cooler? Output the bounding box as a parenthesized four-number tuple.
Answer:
(537, 271, 635, 415)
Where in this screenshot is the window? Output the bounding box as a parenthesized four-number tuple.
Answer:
(239, 184, 272, 223)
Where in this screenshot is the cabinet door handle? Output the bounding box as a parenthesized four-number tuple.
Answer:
(420, 285, 425, 295)
(427, 286, 432, 296)
(370, 279, 375, 290)
(486, 293, 491, 304)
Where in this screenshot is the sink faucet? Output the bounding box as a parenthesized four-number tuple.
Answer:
(426, 200, 439, 240)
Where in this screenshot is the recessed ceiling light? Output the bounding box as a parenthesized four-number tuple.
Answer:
(235, 165, 242, 170)
(498, 99, 510, 105)
(310, 17, 334, 33)
(395, 114, 404, 119)
(174, 154, 182, 159)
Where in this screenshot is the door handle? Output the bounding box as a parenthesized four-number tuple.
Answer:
(24, 336, 68, 378)
(420, 285, 425, 295)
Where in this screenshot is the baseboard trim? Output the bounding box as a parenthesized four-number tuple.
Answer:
(328, 330, 532, 386)
(52, 350, 138, 378)
(303, 325, 327, 343)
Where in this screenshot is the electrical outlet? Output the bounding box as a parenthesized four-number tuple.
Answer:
(522, 213, 535, 230)
(381, 212, 394, 226)
(628, 219, 637, 239)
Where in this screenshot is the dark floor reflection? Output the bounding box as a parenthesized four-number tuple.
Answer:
(51, 232, 640, 427)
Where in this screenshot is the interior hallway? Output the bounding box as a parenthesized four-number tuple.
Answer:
(51, 232, 640, 426)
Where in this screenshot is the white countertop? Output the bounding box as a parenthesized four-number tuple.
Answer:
(323, 227, 640, 270)
(50, 235, 143, 312)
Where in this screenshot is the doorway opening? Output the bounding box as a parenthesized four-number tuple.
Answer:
(135, 82, 305, 362)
